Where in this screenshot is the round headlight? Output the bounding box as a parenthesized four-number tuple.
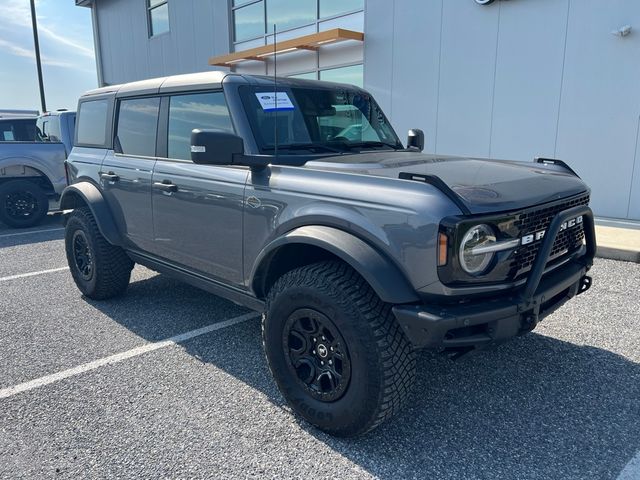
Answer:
(459, 224, 496, 275)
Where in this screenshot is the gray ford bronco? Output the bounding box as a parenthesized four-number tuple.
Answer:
(62, 72, 595, 437)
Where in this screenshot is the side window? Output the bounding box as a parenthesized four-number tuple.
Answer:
(77, 99, 109, 146)
(167, 92, 234, 160)
(116, 97, 160, 157)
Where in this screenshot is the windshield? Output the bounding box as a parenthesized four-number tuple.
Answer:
(239, 85, 403, 156)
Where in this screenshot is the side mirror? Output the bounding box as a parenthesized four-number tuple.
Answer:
(190, 129, 244, 165)
(407, 129, 425, 152)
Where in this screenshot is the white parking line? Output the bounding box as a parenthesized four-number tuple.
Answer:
(617, 451, 640, 480)
(0, 312, 259, 400)
(0, 227, 64, 238)
(0, 266, 69, 283)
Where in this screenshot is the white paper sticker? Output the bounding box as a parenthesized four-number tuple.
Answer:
(255, 92, 294, 111)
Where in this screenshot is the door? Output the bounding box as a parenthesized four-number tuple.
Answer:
(100, 96, 160, 251)
(151, 91, 248, 285)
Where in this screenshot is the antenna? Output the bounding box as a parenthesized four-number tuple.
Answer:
(273, 23, 278, 159)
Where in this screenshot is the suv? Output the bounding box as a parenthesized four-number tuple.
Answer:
(62, 72, 595, 437)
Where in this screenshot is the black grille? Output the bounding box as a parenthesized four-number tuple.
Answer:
(510, 193, 590, 278)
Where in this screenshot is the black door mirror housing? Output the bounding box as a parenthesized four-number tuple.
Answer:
(190, 129, 244, 165)
(407, 129, 425, 152)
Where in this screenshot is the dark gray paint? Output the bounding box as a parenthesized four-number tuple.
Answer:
(150, 160, 248, 284)
(63, 73, 591, 308)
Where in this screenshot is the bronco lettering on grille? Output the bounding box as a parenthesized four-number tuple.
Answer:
(521, 215, 583, 246)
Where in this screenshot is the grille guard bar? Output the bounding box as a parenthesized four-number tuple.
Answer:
(519, 204, 596, 304)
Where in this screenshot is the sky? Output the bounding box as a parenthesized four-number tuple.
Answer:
(0, 0, 97, 112)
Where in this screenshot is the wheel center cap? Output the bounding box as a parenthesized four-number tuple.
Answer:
(317, 344, 328, 358)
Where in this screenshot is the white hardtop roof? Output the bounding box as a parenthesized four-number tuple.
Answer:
(81, 70, 230, 98)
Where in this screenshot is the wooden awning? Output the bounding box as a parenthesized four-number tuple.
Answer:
(209, 28, 364, 67)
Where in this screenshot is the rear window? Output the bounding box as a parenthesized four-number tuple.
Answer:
(0, 119, 36, 141)
(77, 99, 109, 146)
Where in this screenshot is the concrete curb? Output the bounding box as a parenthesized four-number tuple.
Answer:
(594, 225, 640, 264)
(596, 246, 640, 263)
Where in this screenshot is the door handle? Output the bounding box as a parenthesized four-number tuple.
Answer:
(100, 172, 119, 182)
(154, 181, 178, 194)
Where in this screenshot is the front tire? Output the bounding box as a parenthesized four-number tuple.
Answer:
(263, 261, 416, 437)
(65, 207, 134, 299)
(0, 180, 48, 228)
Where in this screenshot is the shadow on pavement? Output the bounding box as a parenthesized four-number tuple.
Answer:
(91, 273, 640, 480)
(0, 215, 65, 248)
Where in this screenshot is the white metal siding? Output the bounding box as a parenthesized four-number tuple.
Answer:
(94, 0, 230, 86)
(365, 0, 640, 220)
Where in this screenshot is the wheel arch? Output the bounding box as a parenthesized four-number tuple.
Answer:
(60, 182, 123, 246)
(0, 163, 56, 194)
(251, 225, 420, 304)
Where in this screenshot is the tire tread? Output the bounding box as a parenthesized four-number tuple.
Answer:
(263, 260, 416, 436)
(65, 207, 133, 300)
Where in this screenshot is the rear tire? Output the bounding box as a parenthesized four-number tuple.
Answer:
(0, 179, 48, 228)
(65, 207, 133, 300)
(263, 260, 416, 437)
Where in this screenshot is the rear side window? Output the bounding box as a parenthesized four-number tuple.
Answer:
(116, 97, 160, 157)
(77, 99, 109, 146)
(167, 92, 234, 160)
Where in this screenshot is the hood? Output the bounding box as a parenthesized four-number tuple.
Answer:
(305, 152, 589, 215)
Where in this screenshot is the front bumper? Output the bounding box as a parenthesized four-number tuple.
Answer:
(393, 205, 596, 353)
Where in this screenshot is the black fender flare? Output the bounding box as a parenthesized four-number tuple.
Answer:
(59, 182, 123, 247)
(251, 225, 419, 304)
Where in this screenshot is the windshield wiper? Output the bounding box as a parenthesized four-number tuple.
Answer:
(262, 142, 345, 154)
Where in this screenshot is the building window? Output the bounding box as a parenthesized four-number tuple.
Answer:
(288, 72, 318, 80)
(232, 0, 363, 43)
(266, 0, 316, 33)
(319, 0, 363, 19)
(148, 0, 169, 37)
(319, 64, 364, 88)
(288, 64, 364, 87)
(233, 1, 264, 42)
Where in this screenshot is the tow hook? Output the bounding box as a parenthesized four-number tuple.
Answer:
(577, 275, 593, 296)
(521, 313, 538, 333)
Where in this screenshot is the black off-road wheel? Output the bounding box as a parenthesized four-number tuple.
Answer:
(65, 207, 134, 300)
(263, 261, 416, 437)
(0, 180, 48, 228)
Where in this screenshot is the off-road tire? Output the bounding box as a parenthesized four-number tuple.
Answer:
(65, 207, 133, 300)
(0, 179, 48, 228)
(263, 260, 416, 437)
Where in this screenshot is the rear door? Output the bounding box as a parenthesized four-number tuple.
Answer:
(100, 96, 160, 251)
(150, 91, 248, 285)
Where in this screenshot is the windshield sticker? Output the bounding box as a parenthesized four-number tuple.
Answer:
(255, 92, 294, 111)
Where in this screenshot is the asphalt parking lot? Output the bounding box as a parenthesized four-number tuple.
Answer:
(1, 215, 639, 479)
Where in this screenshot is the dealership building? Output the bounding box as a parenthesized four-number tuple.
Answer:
(76, 0, 640, 222)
